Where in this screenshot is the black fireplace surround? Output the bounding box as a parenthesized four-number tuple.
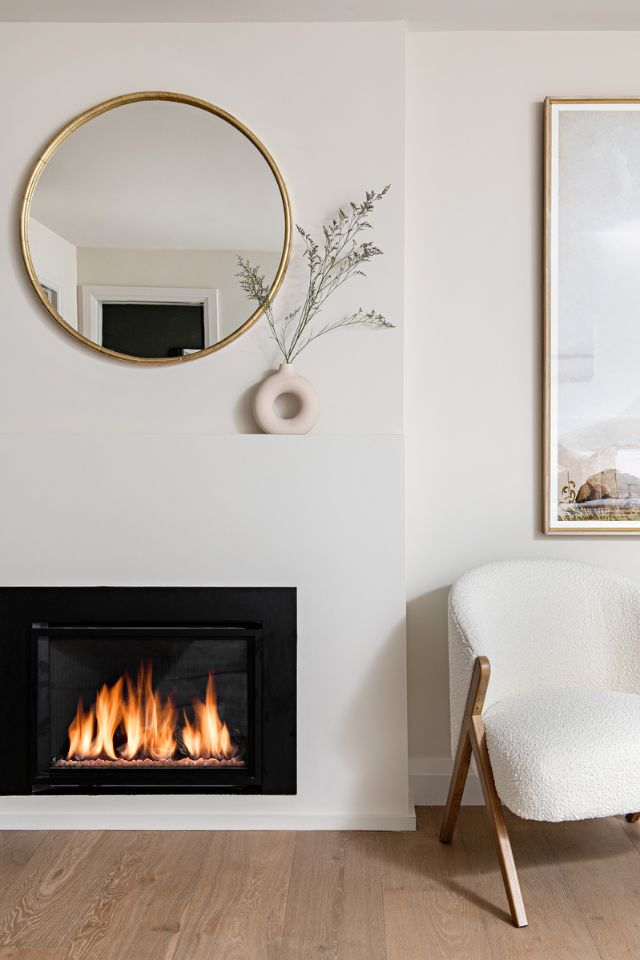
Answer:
(0, 588, 296, 796)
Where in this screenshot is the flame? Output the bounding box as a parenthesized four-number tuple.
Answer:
(65, 664, 235, 763)
(143, 666, 177, 760)
(93, 678, 124, 760)
(182, 674, 234, 759)
(119, 668, 144, 760)
(67, 698, 96, 759)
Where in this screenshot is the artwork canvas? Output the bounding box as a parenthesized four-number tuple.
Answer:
(545, 99, 640, 534)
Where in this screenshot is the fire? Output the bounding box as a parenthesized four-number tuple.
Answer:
(182, 674, 233, 759)
(116, 665, 177, 761)
(65, 663, 237, 765)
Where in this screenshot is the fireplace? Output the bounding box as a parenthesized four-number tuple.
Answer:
(0, 588, 296, 795)
(34, 623, 260, 793)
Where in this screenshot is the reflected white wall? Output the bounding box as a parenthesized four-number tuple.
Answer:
(28, 218, 78, 330)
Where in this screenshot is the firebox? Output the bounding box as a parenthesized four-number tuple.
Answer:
(0, 587, 296, 796)
(34, 623, 260, 793)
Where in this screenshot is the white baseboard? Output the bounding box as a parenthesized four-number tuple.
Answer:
(0, 799, 416, 832)
(0, 813, 417, 831)
(409, 757, 483, 806)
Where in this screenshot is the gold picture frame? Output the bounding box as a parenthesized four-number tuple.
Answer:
(544, 97, 640, 534)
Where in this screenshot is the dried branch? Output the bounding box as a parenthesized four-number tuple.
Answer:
(236, 186, 393, 364)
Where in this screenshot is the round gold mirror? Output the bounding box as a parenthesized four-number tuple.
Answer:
(20, 92, 291, 364)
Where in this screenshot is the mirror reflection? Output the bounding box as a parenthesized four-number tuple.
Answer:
(25, 96, 289, 361)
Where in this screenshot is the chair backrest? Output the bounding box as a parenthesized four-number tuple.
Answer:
(448, 559, 640, 750)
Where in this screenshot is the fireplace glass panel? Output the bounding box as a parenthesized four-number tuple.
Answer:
(33, 624, 261, 792)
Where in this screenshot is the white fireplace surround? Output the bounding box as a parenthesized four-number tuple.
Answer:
(0, 434, 411, 830)
(0, 21, 408, 829)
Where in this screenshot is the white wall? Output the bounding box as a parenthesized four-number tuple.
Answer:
(2, 22, 403, 436)
(76, 247, 281, 339)
(28, 217, 78, 330)
(406, 30, 640, 801)
(0, 22, 409, 828)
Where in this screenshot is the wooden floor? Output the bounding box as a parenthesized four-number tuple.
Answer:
(0, 807, 639, 959)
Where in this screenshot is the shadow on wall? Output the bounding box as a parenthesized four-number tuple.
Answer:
(233, 378, 261, 433)
(407, 586, 452, 760)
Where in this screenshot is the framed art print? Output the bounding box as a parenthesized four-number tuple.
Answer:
(545, 98, 640, 534)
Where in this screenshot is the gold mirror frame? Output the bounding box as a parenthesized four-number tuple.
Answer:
(20, 91, 292, 365)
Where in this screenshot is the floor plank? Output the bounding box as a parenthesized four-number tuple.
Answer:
(63, 831, 161, 960)
(0, 810, 638, 959)
(542, 816, 640, 960)
(0, 950, 59, 959)
(0, 832, 92, 950)
(617, 812, 640, 854)
(0, 831, 158, 957)
(459, 810, 601, 960)
(171, 830, 295, 960)
(339, 831, 388, 960)
(384, 808, 492, 960)
(276, 831, 346, 960)
(0, 833, 47, 875)
(383, 807, 451, 892)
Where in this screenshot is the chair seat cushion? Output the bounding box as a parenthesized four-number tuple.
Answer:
(483, 689, 640, 821)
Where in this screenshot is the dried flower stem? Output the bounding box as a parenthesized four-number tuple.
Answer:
(236, 186, 393, 364)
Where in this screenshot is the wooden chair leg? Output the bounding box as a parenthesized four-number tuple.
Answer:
(440, 657, 488, 843)
(440, 656, 528, 928)
(470, 713, 528, 927)
(625, 812, 640, 823)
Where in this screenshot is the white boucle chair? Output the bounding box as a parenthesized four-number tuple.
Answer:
(440, 559, 640, 928)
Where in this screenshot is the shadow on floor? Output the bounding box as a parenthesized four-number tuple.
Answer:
(347, 805, 639, 927)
